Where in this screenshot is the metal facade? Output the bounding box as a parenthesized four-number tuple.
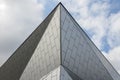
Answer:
(0, 2, 120, 80)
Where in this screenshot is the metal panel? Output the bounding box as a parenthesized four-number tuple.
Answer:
(20, 5, 60, 80)
(0, 3, 57, 80)
(0, 3, 119, 80)
(40, 67, 60, 80)
(60, 66, 73, 80)
(60, 4, 116, 80)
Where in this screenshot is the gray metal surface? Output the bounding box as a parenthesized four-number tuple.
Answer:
(0, 3, 119, 80)
(60, 3, 119, 80)
(60, 66, 73, 80)
(40, 67, 60, 80)
(0, 3, 57, 80)
(38, 65, 80, 80)
(20, 5, 60, 80)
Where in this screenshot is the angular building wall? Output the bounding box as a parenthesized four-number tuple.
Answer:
(40, 67, 60, 80)
(36, 66, 79, 80)
(20, 5, 60, 80)
(60, 66, 73, 80)
(39, 66, 80, 80)
(0, 3, 120, 80)
(0, 3, 58, 80)
(60, 4, 119, 80)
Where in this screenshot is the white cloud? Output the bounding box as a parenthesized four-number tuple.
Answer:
(0, 0, 120, 75)
(78, 15, 108, 49)
(58, 0, 110, 49)
(90, 1, 110, 16)
(0, 0, 45, 66)
(0, 52, 10, 67)
(107, 12, 120, 48)
(104, 46, 120, 74)
(53, 0, 120, 74)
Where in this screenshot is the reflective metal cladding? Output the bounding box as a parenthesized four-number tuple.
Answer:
(0, 2, 120, 80)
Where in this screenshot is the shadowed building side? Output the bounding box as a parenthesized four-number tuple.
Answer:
(0, 2, 120, 80)
(0, 3, 59, 80)
(60, 3, 120, 80)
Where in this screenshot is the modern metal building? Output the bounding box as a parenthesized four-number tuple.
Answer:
(0, 3, 120, 80)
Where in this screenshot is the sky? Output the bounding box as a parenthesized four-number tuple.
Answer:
(0, 0, 120, 74)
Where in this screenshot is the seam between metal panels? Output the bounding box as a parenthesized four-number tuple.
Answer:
(60, 3, 68, 65)
(19, 4, 59, 80)
(61, 65, 83, 80)
(59, 2, 62, 65)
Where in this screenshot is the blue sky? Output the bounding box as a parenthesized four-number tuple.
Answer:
(0, 0, 120, 74)
(41, 0, 120, 53)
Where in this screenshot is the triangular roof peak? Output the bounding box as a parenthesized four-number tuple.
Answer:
(0, 2, 120, 80)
